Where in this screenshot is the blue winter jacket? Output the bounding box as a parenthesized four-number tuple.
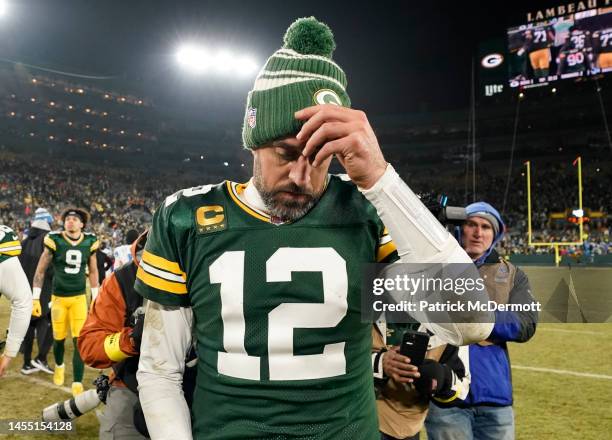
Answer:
(440, 202, 538, 407)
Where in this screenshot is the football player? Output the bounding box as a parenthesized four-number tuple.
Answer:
(32, 208, 99, 396)
(0, 225, 33, 377)
(592, 27, 612, 71)
(557, 25, 593, 75)
(518, 25, 556, 79)
(135, 17, 494, 439)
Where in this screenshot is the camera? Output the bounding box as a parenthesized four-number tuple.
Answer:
(419, 192, 467, 241)
(418, 192, 467, 228)
(41, 375, 110, 422)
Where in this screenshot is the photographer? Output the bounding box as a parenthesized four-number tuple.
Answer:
(425, 202, 538, 440)
(78, 231, 148, 439)
(373, 321, 470, 440)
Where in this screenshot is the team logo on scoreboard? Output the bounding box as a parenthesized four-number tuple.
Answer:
(481, 53, 504, 69)
(314, 89, 341, 106)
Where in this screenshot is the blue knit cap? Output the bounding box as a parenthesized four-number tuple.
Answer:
(34, 207, 53, 225)
(464, 202, 505, 266)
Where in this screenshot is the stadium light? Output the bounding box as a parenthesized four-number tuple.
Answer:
(176, 44, 257, 76)
(215, 50, 234, 72)
(177, 45, 211, 73)
(0, 0, 7, 17)
(235, 56, 258, 76)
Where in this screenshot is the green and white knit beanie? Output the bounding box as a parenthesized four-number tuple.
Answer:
(242, 16, 351, 149)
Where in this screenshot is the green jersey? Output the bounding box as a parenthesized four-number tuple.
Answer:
(0, 225, 21, 264)
(44, 231, 99, 296)
(135, 177, 398, 439)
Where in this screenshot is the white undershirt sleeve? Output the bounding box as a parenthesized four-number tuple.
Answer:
(360, 165, 494, 345)
(360, 164, 472, 264)
(137, 300, 193, 440)
(0, 257, 33, 357)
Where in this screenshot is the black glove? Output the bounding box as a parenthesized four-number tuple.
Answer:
(414, 359, 452, 397)
(93, 374, 110, 404)
(129, 309, 145, 352)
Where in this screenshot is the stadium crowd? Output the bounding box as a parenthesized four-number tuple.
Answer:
(394, 158, 612, 258)
(1, 154, 178, 248)
(1, 152, 610, 259)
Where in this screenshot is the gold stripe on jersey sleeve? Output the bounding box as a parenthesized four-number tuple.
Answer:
(0, 240, 20, 250)
(0, 241, 21, 256)
(43, 235, 57, 251)
(136, 266, 188, 295)
(376, 240, 397, 262)
(142, 250, 186, 277)
(90, 240, 100, 252)
(0, 249, 21, 256)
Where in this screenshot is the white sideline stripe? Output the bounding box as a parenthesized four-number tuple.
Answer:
(513, 365, 612, 380)
(538, 328, 606, 336)
(7, 372, 72, 393)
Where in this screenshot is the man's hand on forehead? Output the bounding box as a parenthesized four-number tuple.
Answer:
(294, 104, 387, 190)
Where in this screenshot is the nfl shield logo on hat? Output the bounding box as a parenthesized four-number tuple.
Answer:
(247, 107, 257, 128)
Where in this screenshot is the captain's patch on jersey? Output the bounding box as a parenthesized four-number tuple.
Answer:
(196, 205, 227, 234)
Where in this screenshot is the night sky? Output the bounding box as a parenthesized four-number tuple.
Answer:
(0, 0, 565, 125)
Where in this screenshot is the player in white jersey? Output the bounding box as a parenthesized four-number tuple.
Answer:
(0, 225, 34, 377)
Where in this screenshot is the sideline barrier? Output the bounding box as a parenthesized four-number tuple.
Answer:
(509, 254, 612, 267)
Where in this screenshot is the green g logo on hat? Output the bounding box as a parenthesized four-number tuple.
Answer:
(314, 89, 341, 106)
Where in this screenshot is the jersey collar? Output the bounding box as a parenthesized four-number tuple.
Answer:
(226, 180, 271, 223)
(226, 176, 330, 225)
(62, 231, 84, 246)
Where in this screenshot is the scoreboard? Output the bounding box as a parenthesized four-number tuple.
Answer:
(507, 6, 612, 87)
(479, 5, 612, 97)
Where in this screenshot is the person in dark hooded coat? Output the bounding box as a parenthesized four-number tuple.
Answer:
(18, 208, 55, 375)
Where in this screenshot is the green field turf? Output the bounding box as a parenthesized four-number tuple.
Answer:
(0, 266, 610, 439)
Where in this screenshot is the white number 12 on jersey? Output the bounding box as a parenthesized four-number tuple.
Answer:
(209, 248, 348, 381)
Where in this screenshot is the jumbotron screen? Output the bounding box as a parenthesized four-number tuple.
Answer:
(507, 7, 612, 87)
